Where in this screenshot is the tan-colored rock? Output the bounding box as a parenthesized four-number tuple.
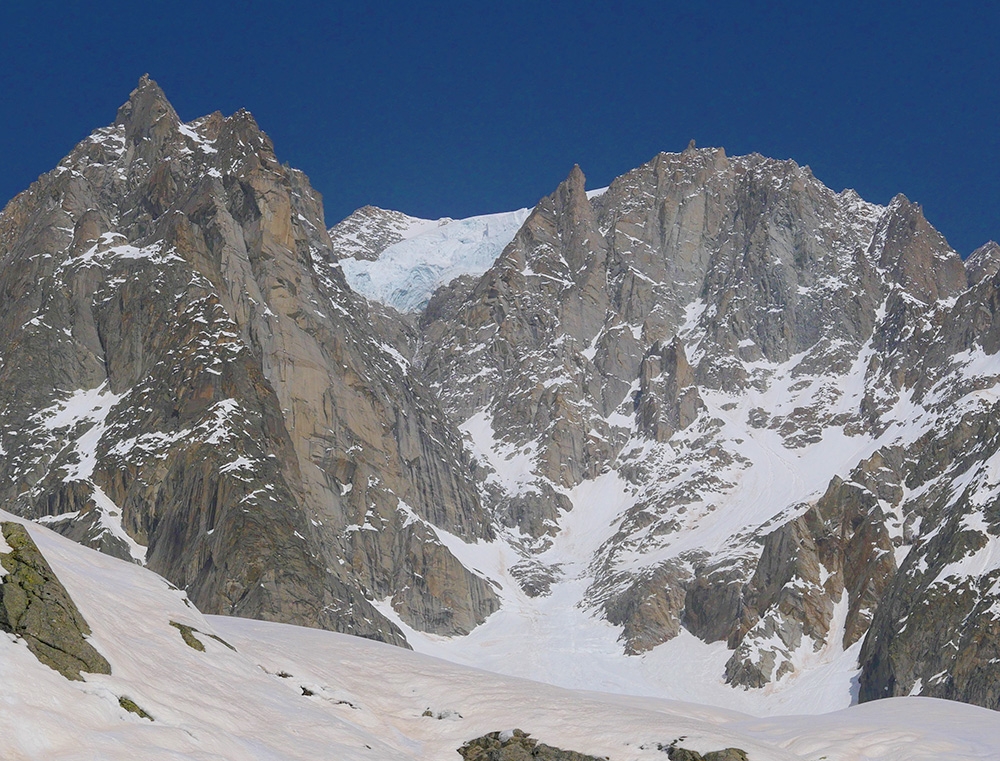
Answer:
(0, 76, 497, 644)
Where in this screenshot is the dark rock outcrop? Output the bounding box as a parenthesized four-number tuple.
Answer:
(668, 748, 749, 761)
(0, 521, 111, 680)
(459, 730, 605, 761)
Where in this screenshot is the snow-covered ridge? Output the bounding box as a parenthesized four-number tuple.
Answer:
(335, 207, 531, 313)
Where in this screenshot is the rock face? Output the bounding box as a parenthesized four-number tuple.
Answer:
(328, 205, 428, 262)
(0, 521, 111, 680)
(410, 147, 1000, 708)
(635, 338, 703, 442)
(965, 240, 1000, 286)
(723, 471, 896, 687)
(0, 76, 497, 645)
(5, 77, 1000, 713)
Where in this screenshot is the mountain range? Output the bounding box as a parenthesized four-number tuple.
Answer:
(4, 76, 1000, 757)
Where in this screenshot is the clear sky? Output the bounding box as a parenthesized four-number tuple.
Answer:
(1, 1, 996, 254)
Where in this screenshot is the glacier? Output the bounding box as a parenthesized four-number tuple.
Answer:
(337, 207, 531, 312)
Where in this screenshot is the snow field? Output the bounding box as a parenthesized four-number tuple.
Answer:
(0, 513, 1000, 761)
(3, 511, 1000, 759)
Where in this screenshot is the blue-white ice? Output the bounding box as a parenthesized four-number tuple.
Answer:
(339, 208, 531, 313)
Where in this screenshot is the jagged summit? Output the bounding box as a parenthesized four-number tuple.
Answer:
(114, 74, 180, 151)
(0, 78, 498, 653)
(871, 192, 965, 303)
(565, 162, 586, 185)
(115, 74, 176, 122)
(966, 240, 1000, 285)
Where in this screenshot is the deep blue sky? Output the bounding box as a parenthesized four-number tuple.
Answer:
(1, 2, 996, 254)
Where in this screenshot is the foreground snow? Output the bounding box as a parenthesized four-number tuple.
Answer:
(4, 511, 1000, 760)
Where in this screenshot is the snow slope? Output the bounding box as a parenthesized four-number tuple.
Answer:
(4, 510, 1000, 760)
(370, 468, 864, 717)
(405, 346, 897, 715)
(337, 208, 530, 312)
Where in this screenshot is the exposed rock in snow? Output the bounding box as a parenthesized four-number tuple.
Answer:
(0, 521, 111, 680)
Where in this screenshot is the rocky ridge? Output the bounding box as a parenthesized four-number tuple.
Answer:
(409, 146, 1000, 707)
(327, 205, 432, 262)
(458, 729, 606, 761)
(0, 76, 497, 647)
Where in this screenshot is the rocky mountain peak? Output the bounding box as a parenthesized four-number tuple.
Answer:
(411, 138, 1000, 710)
(0, 77, 504, 652)
(328, 205, 429, 262)
(966, 240, 1000, 286)
(543, 164, 606, 288)
(563, 163, 587, 192)
(114, 74, 180, 150)
(870, 192, 966, 303)
(221, 108, 270, 147)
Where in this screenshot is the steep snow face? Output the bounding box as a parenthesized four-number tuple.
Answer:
(4, 510, 1000, 761)
(381, 366, 877, 716)
(336, 207, 530, 312)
